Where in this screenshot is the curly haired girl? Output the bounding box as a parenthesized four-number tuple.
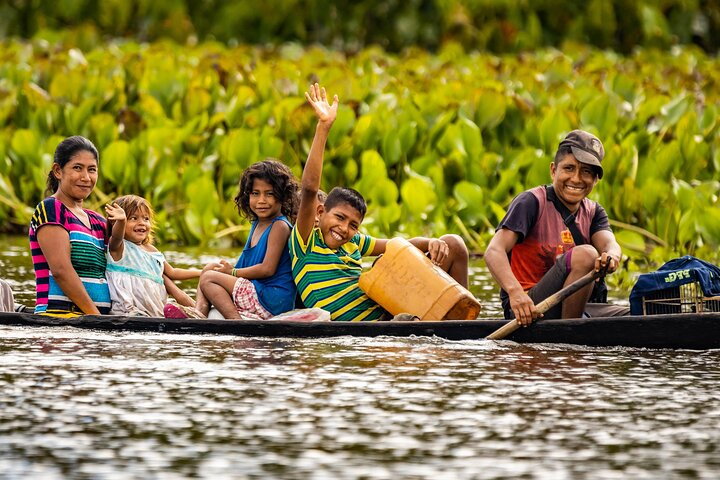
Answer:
(165, 160, 299, 320)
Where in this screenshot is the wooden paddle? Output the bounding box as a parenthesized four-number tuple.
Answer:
(486, 269, 604, 340)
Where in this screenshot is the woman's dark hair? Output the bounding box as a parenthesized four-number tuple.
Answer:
(234, 159, 299, 222)
(46, 136, 99, 195)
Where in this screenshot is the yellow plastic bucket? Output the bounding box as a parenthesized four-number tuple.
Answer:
(359, 237, 481, 320)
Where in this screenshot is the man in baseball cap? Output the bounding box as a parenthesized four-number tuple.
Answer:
(558, 129, 605, 178)
(484, 129, 628, 324)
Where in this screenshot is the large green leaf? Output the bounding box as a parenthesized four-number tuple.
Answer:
(327, 105, 355, 147)
(259, 127, 284, 160)
(580, 96, 618, 139)
(660, 95, 691, 130)
(352, 114, 380, 152)
(225, 128, 259, 169)
(397, 121, 418, 155)
(453, 181, 484, 210)
(374, 202, 402, 231)
(102, 140, 132, 185)
(381, 128, 402, 166)
(374, 178, 399, 207)
(89, 113, 118, 150)
(697, 207, 720, 248)
(615, 230, 647, 255)
(475, 90, 506, 130)
(459, 117, 483, 161)
(10, 129, 41, 164)
(400, 175, 436, 217)
(539, 108, 571, 152)
(436, 123, 465, 157)
(699, 105, 717, 136)
(453, 181, 486, 225)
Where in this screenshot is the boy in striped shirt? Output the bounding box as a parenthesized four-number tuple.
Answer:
(290, 84, 469, 321)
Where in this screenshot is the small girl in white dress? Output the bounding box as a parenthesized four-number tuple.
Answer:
(105, 195, 206, 317)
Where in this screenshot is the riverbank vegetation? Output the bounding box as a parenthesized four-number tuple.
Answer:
(2, 0, 718, 54)
(1, 2, 719, 288)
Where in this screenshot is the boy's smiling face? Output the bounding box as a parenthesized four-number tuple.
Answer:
(550, 154, 599, 212)
(317, 202, 363, 249)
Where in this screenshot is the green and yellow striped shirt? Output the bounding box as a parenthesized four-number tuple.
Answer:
(289, 226, 385, 321)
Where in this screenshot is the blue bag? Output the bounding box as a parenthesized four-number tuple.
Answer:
(629, 256, 720, 315)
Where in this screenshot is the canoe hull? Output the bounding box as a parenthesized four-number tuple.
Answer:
(1, 311, 719, 349)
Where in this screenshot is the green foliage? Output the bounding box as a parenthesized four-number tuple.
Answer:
(0, 37, 719, 269)
(1, 0, 719, 54)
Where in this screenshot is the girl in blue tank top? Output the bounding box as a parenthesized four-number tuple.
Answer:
(168, 160, 299, 320)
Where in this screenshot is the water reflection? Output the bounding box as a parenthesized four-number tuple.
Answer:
(0, 235, 714, 479)
(0, 328, 718, 478)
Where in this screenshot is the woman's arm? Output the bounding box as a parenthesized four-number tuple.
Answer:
(36, 225, 101, 315)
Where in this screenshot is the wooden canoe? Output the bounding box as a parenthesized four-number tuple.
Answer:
(1, 311, 719, 349)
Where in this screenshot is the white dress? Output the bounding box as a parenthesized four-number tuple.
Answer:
(106, 240, 167, 317)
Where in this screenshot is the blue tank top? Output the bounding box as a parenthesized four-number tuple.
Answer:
(235, 216, 296, 315)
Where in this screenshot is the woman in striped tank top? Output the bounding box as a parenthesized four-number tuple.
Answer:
(29, 136, 112, 317)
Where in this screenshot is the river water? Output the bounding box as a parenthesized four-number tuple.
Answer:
(1, 235, 719, 479)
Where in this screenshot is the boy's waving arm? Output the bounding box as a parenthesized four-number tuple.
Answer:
(296, 83, 338, 244)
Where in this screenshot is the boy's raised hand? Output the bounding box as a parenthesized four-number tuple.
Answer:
(305, 83, 338, 127)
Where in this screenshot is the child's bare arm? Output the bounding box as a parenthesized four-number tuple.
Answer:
(228, 221, 291, 280)
(408, 237, 449, 265)
(104, 203, 126, 261)
(297, 83, 338, 243)
(163, 262, 201, 281)
(370, 236, 449, 265)
(163, 275, 196, 307)
(369, 238, 389, 256)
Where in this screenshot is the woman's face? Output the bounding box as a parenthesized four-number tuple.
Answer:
(53, 150, 98, 202)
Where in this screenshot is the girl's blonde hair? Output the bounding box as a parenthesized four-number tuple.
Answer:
(107, 195, 155, 245)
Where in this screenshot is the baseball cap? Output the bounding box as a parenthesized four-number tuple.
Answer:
(558, 130, 604, 179)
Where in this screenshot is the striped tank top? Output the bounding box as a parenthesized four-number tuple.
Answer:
(29, 197, 111, 316)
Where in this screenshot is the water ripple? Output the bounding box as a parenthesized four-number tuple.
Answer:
(0, 327, 718, 479)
